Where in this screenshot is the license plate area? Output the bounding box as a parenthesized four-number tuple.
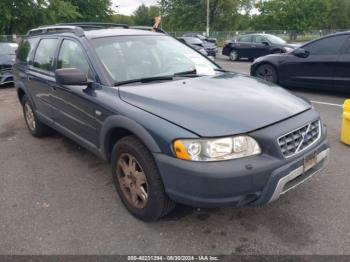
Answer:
(303, 152, 318, 172)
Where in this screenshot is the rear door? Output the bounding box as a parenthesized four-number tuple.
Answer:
(27, 38, 59, 121)
(52, 38, 98, 146)
(235, 35, 253, 58)
(279, 34, 348, 89)
(333, 35, 350, 92)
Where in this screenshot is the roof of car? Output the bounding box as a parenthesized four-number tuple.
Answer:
(26, 23, 163, 39)
(84, 28, 160, 39)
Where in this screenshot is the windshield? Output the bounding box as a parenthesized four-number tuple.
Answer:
(92, 35, 218, 83)
(265, 35, 286, 44)
(0, 43, 17, 55)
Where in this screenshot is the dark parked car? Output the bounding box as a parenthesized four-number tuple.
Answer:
(178, 37, 208, 56)
(251, 31, 350, 92)
(182, 32, 217, 44)
(0, 42, 18, 86)
(14, 23, 329, 221)
(223, 34, 296, 61)
(182, 33, 218, 57)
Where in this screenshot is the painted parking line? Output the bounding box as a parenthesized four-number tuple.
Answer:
(311, 100, 343, 107)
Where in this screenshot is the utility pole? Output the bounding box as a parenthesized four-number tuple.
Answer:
(206, 0, 210, 37)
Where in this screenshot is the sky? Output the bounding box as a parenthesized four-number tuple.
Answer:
(112, 0, 159, 15)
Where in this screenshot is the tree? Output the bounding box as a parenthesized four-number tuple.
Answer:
(133, 4, 160, 26)
(67, 0, 113, 21)
(160, 0, 255, 33)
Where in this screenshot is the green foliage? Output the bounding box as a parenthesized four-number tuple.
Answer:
(252, 0, 350, 32)
(0, 0, 111, 35)
(67, 0, 112, 22)
(133, 4, 160, 26)
(1, 0, 350, 37)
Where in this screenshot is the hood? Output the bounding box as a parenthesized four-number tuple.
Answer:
(119, 73, 311, 137)
(0, 54, 16, 65)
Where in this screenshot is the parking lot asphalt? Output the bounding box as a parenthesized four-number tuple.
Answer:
(1, 54, 350, 255)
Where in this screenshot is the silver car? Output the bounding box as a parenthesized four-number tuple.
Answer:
(0, 42, 18, 86)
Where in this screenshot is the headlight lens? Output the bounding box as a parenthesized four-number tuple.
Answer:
(173, 136, 261, 161)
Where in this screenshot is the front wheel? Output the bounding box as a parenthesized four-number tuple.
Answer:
(254, 64, 278, 83)
(111, 136, 175, 221)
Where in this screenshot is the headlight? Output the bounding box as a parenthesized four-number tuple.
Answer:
(173, 136, 261, 161)
(284, 47, 294, 53)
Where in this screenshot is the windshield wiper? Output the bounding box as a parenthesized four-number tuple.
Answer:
(173, 69, 198, 77)
(214, 68, 229, 73)
(115, 75, 173, 86)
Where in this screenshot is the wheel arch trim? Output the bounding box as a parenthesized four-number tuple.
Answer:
(100, 115, 161, 162)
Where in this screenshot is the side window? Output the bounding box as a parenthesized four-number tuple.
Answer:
(253, 36, 267, 44)
(304, 35, 348, 55)
(17, 38, 39, 63)
(343, 37, 350, 54)
(238, 35, 252, 43)
(57, 40, 91, 76)
(33, 38, 58, 71)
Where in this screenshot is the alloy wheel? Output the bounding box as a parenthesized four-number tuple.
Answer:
(256, 65, 276, 82)
(24, 102, 36, 131)
(116, 153, 148, 209)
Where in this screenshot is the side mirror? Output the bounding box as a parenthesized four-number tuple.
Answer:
(55, 68, 88, 86)
(293, 48, 309, 58)
(262, 41, 269, 46)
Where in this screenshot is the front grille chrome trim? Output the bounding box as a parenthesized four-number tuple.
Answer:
(277, 120, 321, 158)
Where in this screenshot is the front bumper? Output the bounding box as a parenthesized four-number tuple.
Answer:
(206, 48, 218, 56)
(0, 69, 14, 85)
(154, 110, 330, 207)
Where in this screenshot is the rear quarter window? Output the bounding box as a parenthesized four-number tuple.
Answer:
(17, 38, 39, 64)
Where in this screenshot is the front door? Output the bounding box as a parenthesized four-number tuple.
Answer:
(333, 36, 350, 92)
(279, 34, 348, 89)
(52, 38, 99, 146)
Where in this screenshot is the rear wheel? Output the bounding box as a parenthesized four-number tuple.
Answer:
(111, 136, 175, 221)
(22, 95, 51, 137)
(229, 50, 238, 61)
(254, 64, 278, 83)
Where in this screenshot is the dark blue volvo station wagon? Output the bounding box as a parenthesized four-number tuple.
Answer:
(14, 23, 330, 221)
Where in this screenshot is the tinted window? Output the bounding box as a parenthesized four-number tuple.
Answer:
(304, 35, 348, 55)
(57, 40, 90, 76)
(17, 38, 38, 63)
(238, 35, 252, 43)
(343, 38, 350, 54)
(33, 38, 58, 71)
(253, 35, 267, 44)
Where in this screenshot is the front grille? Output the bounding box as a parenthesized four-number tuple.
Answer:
(278, 120, 321, 158)
(0, 65, 12, 73)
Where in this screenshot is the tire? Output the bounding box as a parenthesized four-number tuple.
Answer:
(111, 135, 175, 221)
(254, 64, 278, 83)
(229, 50, 238, 61)
(22, 95, 51, 137)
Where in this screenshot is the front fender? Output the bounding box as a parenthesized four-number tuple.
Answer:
(100, 115, 161, 160)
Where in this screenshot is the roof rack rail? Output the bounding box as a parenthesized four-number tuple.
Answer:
(27, 25, 85, 37)
(57, 22, 129, 29)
